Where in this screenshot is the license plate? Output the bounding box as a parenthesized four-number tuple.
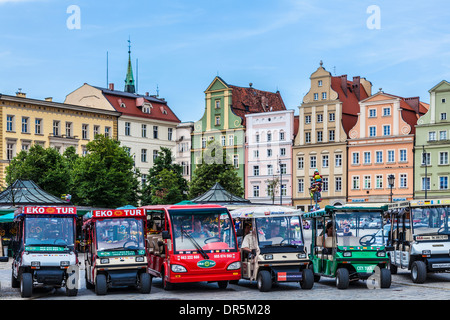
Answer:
(432, 263, 450, 269)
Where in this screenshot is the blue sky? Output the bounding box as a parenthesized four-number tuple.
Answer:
(1, 0, 450, 122)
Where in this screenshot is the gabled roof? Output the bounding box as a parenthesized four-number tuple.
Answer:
(190, 183, 250, 204)
(0, 180, 68, 207)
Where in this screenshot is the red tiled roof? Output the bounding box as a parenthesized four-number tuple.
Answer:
(293, 115, 299, 138)
(100, 90, 180, 123)
(228, 85, 286, 127)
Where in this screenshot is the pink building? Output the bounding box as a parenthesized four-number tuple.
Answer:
(245, 110, 295, 205)
(347, 91, 428, 203)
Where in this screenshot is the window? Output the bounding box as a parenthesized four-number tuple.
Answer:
(369, 126, 376, 137)
(141, 149, 147, 163)
(352, 152, 360, 165)
(383, 125, 391, 136)
(440, 152, 449, 165)
(369, 109, 377, 118)
(153, 126, 158, 139)
(322, 178, 328, 192)
(298, 179, 304, 193)
(267, 132, 272, 142)
(442, 99, 447, 104)
(422, 152, 431, 166)
(439, 176, 448, 190)
(329, 113, 335, 122)
(141, 174, 147, 186)
(228, 134, 234, 146)
(376, 151, 383, 163)
(125, 122, 131, 136)
(94, 125, 100, 137)
(352, 176, 360, 189)
(322, 155, 329, 168)
(6, 115, 14, 132)
(335, 154, 342, 167)
(267, 164, 273, 175)
(305, 115, 311, 124)
(280, 148, 286, 156)
(364, 176, 371, 189)
(35, 119, 42, 135)
(267, 149, 273, 157)
(255, 134, 260, 143)
(233, 155, 239, 168)
(329, 130, 335, 141)
(267, 185, 273, 197)
(383, 107, 391, 116)
(364, 151, 371, 164)
(153, 150, 159, 160)
(310, 156, 317, 168)
(215, 116, 220, 126)
(253, 150, 259, 158)
(253, 185, 260, 197)
(82, 124, 89, 140)
(6, 143, 14, 160)
(201, 138, 206, 149)
(335, 177, 342, 192)
(376, 175, 383, 189)
(65, 122, 72, 137)
(280, 163, 287, 175)
(298, 157, 304, 169)
(104, 127, 111, 137)
(317, 131, 323, 142)
(22, 117, 29, 133)
(317, 114, 323, 123)
(440, 130, 447, 140)
(53, 120, 60, 136)
(318, 80, 323, 87)
(142, 124, 147, 138)
(441, 113, 447, 120)
(215, 100, 220, 109)
(314, 93, 319, 101)
(428, 131, 436, 141)
(400, 174, 407, 188)
(422, 177, 430, 190)
(168, 128, 173, 141)
(22, 143, 30, 151)
(253, 166, 259, 176)
(322, 92, 327, 100)
(305, 132, 311, 143)
(388, 150, 395, 163)
(181, 162, 189, 176)
(399, 149, 407, 162)
(281, 184, 287, 196)
(279, 131, 285, 141)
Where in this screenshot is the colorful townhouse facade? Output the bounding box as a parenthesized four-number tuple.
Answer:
(347, 90, 428, 203)
(0, 90, 120, 184)
(292, 62, 372, 211)
(245, 109, 295, 205)
(191, 76, 286, 192)
(414, 80, 450, 199)
(175, 121, 194, 182)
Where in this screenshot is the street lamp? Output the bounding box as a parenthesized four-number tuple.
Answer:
(278, 158, 283, 205)
(388, 174, 395, 203)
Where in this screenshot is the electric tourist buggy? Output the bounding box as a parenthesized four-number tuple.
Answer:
(10, 206, 79, 297)
(142, 204, 241, 290)
(82, 208, 151, 295)
(303, 204, 392, 289)
(387, 199, 450, 283)
(231, 206, 314, 292)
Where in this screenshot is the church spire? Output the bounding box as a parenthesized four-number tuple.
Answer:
(124, 37, 135, 93)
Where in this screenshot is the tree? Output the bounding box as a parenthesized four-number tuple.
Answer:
(5, 144, 73, 197)
(141, 147, 188, 205)
(70, 135, 140, 208)
(188, 140, 244, 199)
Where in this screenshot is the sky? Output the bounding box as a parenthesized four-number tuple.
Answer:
(1, 0, 450, 123)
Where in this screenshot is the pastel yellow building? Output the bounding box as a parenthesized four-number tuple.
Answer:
(0, 90, 120, 183)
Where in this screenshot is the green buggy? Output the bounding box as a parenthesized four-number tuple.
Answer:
(303, 204, 391, 289)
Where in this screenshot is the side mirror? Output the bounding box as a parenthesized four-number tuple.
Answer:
(236, 229, 243, 237)
(161, 230, 170, 240)
(385, 246, 394, 252)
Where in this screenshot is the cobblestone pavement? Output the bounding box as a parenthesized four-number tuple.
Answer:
(1, 258, 450, 300)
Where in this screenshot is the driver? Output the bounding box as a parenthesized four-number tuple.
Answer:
(191, 219, 211, 238)
(323, 221, 334, 254)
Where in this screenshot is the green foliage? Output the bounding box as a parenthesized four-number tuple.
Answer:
(141, 147, 188, 205)
(188, 140, 243, 199)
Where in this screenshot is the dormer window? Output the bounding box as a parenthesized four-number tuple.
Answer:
(120, 103, 126, 108)
(142, 103, 152, 114)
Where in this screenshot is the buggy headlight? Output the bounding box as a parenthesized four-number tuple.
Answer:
(135, 256, 145, 262)
(227, 261, 241, 270)
(171, 264, 187, 273)
(100, 258, 109, 264)
(343, 251, 352, 257)
(60, 261, 70, 267)
(377, 251, 386, 257)
(297, 253, 307, 259)
(31, 261, 40, 268)
(264, 254, 273, 260)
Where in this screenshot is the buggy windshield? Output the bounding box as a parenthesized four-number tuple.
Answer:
(255, 215, 304, 249)
(169, 209, 237, 253)
(96, 218, 145, 252)
(25, 215, 75, 249)
(411, 206, 450, 236)
(335, 211, 385, 247)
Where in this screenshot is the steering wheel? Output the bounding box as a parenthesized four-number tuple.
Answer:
(359, 234, 376, 246)
(280, 238, 296, 245)
(123, 239, 139, 249)
(53, 238, 67, 245)
(204, 236, 221, 244)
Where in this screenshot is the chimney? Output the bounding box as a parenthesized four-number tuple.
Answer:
(352, 76, 361, 101)
(360, 78, 372, 96)
(16, 88, 26, 98)
(109, 83, 115, 91)
(340, 75, 347, 96)
(404, 97, 420, 114)
(45, 97, 53, 102)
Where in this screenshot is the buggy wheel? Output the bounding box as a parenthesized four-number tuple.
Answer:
(257, 270, 272, 292)
(336, 268, 349, 290)
(411, 261, 427, 284)
(20, 272, 33, 298)
(95, 274, 107, 295)
(380, 268, 391, 288)
(162, 269, 174, 291)
(139, 273, 152, 294)
(300, 268, 314, 290)
(218, 281, 228, 289)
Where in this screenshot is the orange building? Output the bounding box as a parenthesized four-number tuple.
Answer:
(347, 90, 428, 203)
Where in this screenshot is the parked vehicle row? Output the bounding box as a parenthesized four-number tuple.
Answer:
(1, 199, 449, 297)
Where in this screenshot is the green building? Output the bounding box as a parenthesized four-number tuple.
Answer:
(191, 76, 286, 192)
(415, 80, 450, 199)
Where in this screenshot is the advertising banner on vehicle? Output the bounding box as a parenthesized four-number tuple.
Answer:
(92, 208, 145, 219)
